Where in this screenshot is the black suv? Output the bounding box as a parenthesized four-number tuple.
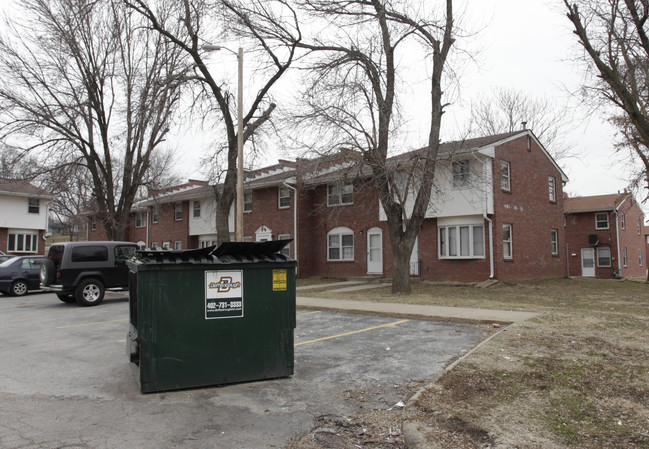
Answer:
(40, 241, 137, 306)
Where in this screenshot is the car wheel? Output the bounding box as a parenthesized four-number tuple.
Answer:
(40, 259, 56, 285)
(56, 293, 76, 303)
(75, 278, 105, 306)
(10, 280, 28, 296)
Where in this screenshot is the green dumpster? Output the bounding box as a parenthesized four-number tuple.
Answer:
(126, 240, 296, 393)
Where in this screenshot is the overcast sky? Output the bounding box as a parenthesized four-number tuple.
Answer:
(0, 0, 643, 207)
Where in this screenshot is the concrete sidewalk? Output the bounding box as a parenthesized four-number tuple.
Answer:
(296, 296, 539, 324)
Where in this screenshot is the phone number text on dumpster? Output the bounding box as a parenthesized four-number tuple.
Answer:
(205, 299, 244, 319)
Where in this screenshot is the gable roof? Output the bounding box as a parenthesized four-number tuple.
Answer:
(0, 178, 53, 198)
(564, 193, 630, 213)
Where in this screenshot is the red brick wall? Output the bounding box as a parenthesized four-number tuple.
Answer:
(244, 186, 295, 252)
(144, 202, 191, 249)
(617, 198, 647, 278)
(296, 181, 382, 279)
(491, 135, 566, 281)
(564, 212, 616, 278)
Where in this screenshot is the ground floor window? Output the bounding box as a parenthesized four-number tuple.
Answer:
(8, 232, 38, 253)
(551, 229, 558, 255)
(278, 233, 291, 257)
(174, 241, 182, 250)
(597, 247, 611, 267)
(328, 227, 354, 261)
(503, 224, 513, 259)
(438, 224, 485, 258)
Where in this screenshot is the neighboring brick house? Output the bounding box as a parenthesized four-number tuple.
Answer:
(564, 193, 647, 278)
(88, 130, 570, 283)
(0, 178, 53, 255)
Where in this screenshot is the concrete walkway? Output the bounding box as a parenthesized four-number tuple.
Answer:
(296, 296, 539, 324)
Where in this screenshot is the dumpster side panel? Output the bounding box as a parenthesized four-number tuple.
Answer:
(132, 260, 296, 393)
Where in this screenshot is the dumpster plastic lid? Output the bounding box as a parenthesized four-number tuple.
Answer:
(134, 240, 294, 265)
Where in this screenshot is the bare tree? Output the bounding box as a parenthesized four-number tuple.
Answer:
(469, 87, 575, 162)
(291, 0, 455, 294)
(564, 0, 649, 202)
(126, 0, 301, 243)
(0, 0, 187, 240)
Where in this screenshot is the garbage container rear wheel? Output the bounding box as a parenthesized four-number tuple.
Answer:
(75, 278, 105, 306)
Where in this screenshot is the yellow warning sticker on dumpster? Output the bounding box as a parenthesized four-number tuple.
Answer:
(273, 269, 287, 291)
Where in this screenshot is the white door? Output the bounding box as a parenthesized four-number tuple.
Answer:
(581, 248, 595, 277)
(367, 228, 383, 274)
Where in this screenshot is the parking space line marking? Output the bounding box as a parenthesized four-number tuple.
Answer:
(295, 319, 409, 347)
(57, 318, 128, 329)
(297, 311, 321, 317)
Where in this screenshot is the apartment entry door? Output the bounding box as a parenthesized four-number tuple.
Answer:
(581, 248, 596, 277)
(367, 227, 383, 274)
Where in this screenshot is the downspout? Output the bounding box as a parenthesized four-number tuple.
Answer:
(283, 181, 298, 273)
(614, 209, 622, 278)
(146, 208, 150, 249)
(482, 158, 495, 279)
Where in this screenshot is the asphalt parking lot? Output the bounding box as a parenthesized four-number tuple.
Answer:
(0, 291, 485, 448)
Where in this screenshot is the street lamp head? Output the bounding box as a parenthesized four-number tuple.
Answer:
(201, 44, 222, 52)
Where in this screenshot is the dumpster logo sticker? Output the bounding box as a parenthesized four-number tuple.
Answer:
(205, 270, 243, 319)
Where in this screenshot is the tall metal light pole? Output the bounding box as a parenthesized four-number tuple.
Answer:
(201, 44, 244, 242)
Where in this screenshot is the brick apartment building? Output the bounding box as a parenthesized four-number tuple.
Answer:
(564, 193, 647, 278)
(88, 129, 579, 283)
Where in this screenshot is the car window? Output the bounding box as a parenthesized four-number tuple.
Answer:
(21, 259, 31, 269)
(115, 246, 136, 261)
(48, 245, 65, 267)
(71, 246, 109, 262)
(0, 257, 18, 268)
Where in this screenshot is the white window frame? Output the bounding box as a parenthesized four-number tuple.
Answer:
(91, 217, 97, 231)
(193, 201, 201, 218)
(327, 227, 354, 261)
(500, 160, 511, 191)
(278, 233, 291, 256)
(151, 242, 158, 249)
(503, 224, 513, 259)
(244, 192, 252, 213)
(174, 202, 182, 221)
(638, 217, 642, 235)
(595, 213, 609, 230)
(28, 198, 40, 214)
(162, 241, 171, 249)
(438, 224, 485, 259)
(174, 241, 182, 250)
(639, 248, 643, 266)
(135, 212, 146, 228)
(327, 184, 353, 206)
(548, 176, 556, 202)
(623, 247, 627, 267)
(278, 187, 291, 209)
(452, 160, 470, 188)
(597, 247, 611, 267)
(551, 229, 558, 255)
(621, 213, 626, 230)
(8, 231, 38, 253)
(151, 207, 159, 224)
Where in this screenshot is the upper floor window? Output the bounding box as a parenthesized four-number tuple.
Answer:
(28, 198, 39, 214)
(638, 217, 642, 235)
(278, 187, 291, 209)
(621, 213, 626, 229)
(503, 224, 513, 259)
(500, 161, 511, 191)
(452, 160, 470, 188)
(91, 217, 97, 231)
(193, 201, 201, 218)
(135, 212, 146, 228)
(439, 224, 484, 259)
(174, 202, 182, 221)
(244, 192, 252, 212)
(548, 177, 556, 202)
(151, 207, 159, 224)
(327, 184, 353, 206)
(551, 229, 558, 255)
(327, 227, 354, 261)
(595, 213, 609, 230)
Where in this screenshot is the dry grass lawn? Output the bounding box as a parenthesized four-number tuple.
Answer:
(287, 277, 649, 449)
